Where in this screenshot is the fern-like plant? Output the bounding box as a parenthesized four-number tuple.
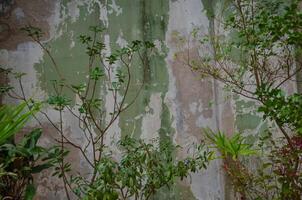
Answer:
(0, 102, 40, 144)
(204, 129, 257, 160)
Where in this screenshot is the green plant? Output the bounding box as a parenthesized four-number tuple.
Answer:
(71, 136, 212, 200)
(0, 96, 47, 199)
(0, 25, 213, 199)
(204, 129, 302, 199)
(219, 132, 302, 200)
(0, 102, 40, 144)
(204, 129, 257, 160)
(256, 85, 302, 135)
(180, 0, 302, 199)
(0, 128, 57, 200)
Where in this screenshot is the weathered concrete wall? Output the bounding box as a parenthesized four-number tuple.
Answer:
(0, 0, 267, 199)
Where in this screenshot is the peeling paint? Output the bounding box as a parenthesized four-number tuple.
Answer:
(0, 0, 271, 199)
(0, 42, 45, 106)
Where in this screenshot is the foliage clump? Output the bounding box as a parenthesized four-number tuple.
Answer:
(0, 25, 212, 200)
(183, 0, 302, 199)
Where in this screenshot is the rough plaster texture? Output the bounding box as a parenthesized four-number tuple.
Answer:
(0, 0, 260, 199)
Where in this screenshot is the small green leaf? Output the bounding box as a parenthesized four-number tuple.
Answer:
(25, 184, 36, 200)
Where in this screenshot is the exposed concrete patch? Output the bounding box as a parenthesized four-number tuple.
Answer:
(108, 0, 122, 16)
(166, 0, 213, 149)
(220, 100, 235, 136)
(97, 1, 109, 27)
(165, 0, 225, 199)
(35, 170, 65, 200)
(67, 1, 82, 23)
(190, 159, 224, 200)
(168, 42, 215, 140)
(0, 42, 46, 105)
(116, 31, 128, 47)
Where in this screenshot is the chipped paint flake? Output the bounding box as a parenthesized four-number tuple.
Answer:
(108, 0, 123, 16)
(116, 31, 128, 48)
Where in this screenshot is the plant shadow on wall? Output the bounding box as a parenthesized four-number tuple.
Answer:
(176, 0, 302, 199)
(0, 26, 213, 199)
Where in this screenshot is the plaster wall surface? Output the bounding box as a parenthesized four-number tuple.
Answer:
(0, 0, 256, 199)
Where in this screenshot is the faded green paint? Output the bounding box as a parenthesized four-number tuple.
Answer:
(32, 1, 204, 198)
(202, 0, 261, 135)
(235, 98, 256, 113)
(202, 0, 263, 136)
(201, 0, 262, 135)
(159, 103, 174, 151)
(244, 121, 268, 144)
(153, 184, 197, 200)
(234, 95, 262, 133)
(35, 2, 101, 103)
(105, 1, 196, 198)
(104, 0, 170, 138)
(201, 0, 218, 51)
(153, 101, 196, 200)
(236, 113, 261, 132)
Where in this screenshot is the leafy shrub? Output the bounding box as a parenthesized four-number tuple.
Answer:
(0, 128, 57, 199)
(1, 24, 214, 199)
(72, 136, 212, 200)
(184, 0, 302, 199)
(204, 129, 257, 160)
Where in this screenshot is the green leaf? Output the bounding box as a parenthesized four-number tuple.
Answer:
(22, 128, 42, 149)
(24, 184, 36, 200)
(47, 95, 71, 110)
(90, 67, 104, 80)
(31, 163, 53, 174)
(0, 102, 39, 144)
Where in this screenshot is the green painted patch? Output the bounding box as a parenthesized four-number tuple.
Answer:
(234, 96, 262, 133)
(35, 2, 101, 103)
(34, 1, 198, 198)
(236, 114, 261, 132)
(159, 102, 174, 150)
(104, 1, 195, 198)
(235, 99, 256, 114)
(104, 0, 170, 138)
